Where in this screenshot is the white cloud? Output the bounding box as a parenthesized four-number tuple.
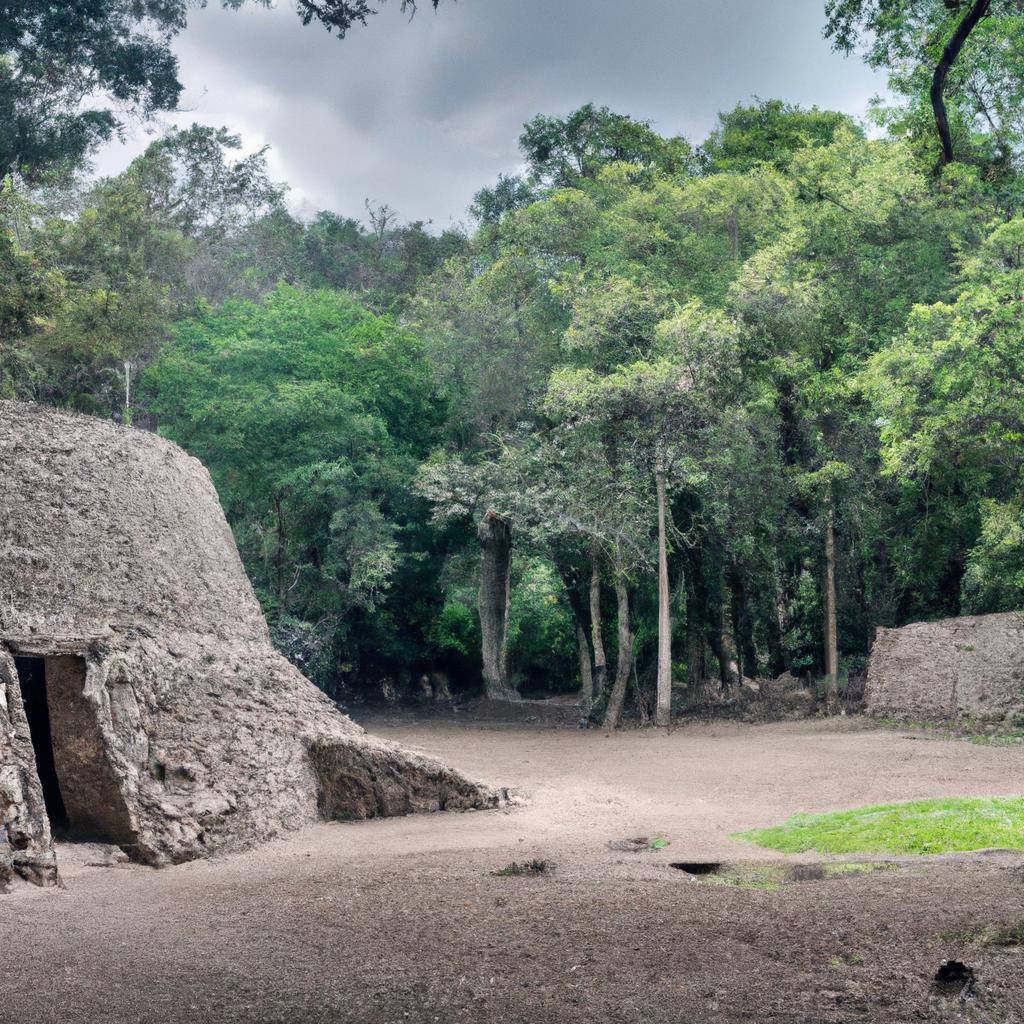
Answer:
(93, 0, 888, 227)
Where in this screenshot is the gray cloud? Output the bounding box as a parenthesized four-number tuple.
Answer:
(94, 0, 887, 228)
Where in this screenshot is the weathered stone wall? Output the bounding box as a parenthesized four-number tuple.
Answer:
(0, 403, 499, 886)
(0, 649, 58, 887)
(865, 612, 1024, 722)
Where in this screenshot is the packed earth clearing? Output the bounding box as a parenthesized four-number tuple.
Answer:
(3, 718, 1023, 1024)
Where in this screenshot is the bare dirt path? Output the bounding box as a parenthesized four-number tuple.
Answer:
(3, 719, 1023, 1024)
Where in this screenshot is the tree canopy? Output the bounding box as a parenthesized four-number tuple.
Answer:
(826, 0, 1024, 169)
(4, 7, 1024, 718)
(0, 0, 445, 182)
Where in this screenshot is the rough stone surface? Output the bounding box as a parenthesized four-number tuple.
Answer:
(0, 651, 59, 887)
(865, 612, 1024, 722)
(0, 402, 499, 887)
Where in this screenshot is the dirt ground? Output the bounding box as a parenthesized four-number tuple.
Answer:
(2, 717, 1023, 1024)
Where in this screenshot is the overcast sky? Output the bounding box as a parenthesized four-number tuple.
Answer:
(95, 0, 886, 229)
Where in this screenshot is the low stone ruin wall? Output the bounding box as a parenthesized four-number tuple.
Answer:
(865, 612, 1024, 723)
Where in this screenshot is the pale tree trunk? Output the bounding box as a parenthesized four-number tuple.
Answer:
(574, 619, 594, 708)
(478, 510, 516, 700)
(556, 561, 594, 708)
(590, 545, 608, 698)
(655, 467, 672, 727)
(823, 492, 839, 707)
(602, 565, 633, 730)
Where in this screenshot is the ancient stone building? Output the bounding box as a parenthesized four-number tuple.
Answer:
(0, 402, 497, 890)
(865, 612, 1024, 722)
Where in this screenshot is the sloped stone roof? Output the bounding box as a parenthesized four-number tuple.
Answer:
(0, 403, 498, 889)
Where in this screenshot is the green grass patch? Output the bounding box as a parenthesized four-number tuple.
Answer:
(703, 864, 783, 891)
(491, 859, 553, 877)
(940, 921, 1024, 948)
(734, 797, 1024, 855)
(967, 732, 1024, 747)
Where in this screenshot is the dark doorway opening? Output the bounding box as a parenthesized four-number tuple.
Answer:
(13, 654, 134, 846)
(15, 656, 69, 835)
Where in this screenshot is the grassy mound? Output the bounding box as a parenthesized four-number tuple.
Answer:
(734, 797, 1024, 855)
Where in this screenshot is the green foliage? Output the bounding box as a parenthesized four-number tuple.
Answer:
(702, 100, 860, 173)
(425, 598, 479, 659)
(6, 70, 1024, 704)
(0, 0, 446, 179)
(0, 1, 184, 179)
(825, 0, 1024, 171)
(143, 285, 440, 692)
(736, 797, 1024, 854)
(506, 558, 576, 692)
(962, 501, 1024, 612)
(863, 217, 1024, 614)
(941, 920, 1024, 947)
(518, 103, 693, 189)
(471, 174, 537, 226)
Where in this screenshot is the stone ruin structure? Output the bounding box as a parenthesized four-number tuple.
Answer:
(0, 402, 498, 890)
(865, 611, 1024, 722)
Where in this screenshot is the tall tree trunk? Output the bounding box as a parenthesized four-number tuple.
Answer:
(573, 617, 594, 709)
(589, 545, 608, 698)
(823, 492, 839, 707)
(556, 560, 594, 708)
(728, 564, 757, 680)
(705, 563, 732, 690)
(708, 597, 730, 690)
(766, 558, 788, 677)
(602, 565, 633, 730)
(931, 0, 992, 167)
(478, 510, 515, 699)
(655, 467, 672, 726)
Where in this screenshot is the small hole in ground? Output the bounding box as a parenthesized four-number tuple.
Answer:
(670, 862, 722, 876)
(933, 960, 976, 998)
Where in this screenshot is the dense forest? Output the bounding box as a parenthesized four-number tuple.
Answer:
(3, 1, 1023, 724)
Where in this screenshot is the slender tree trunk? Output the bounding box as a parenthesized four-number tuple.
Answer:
(823, 492, 839, 707)
(122, 359, 132, 426)
(589, 545, 608, 698)
(655, 467, 672, 726)
(602, 565, 633, 730)
(705, 564, 732, 690)
(729, 564, 758, 680)
(478, 510, 515, 699)
(708, 598, 730, 690)
(556, 560, 594, 708)
(931, 0, 991, 167)
(767, 558, 788, 677)
(573, 618, 594, 708)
